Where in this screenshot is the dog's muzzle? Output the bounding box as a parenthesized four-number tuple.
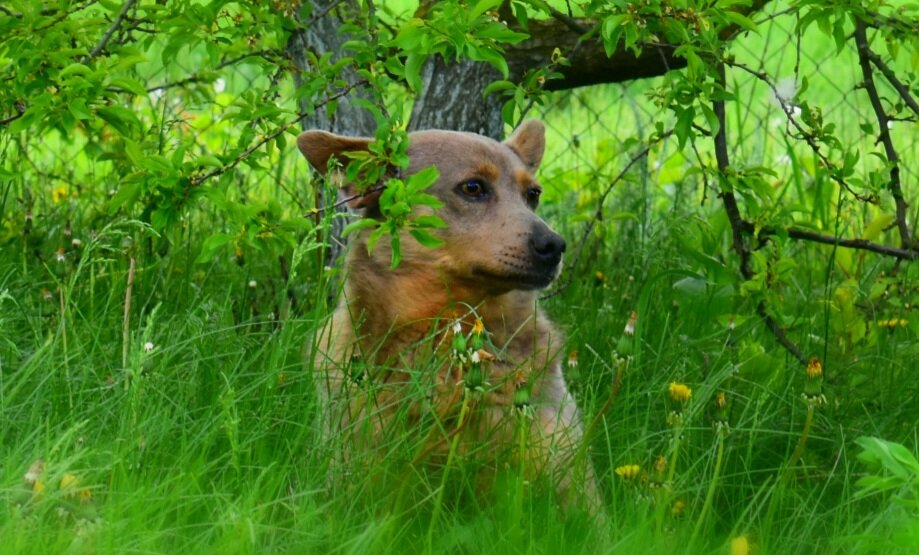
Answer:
(529, 226, 567, 270)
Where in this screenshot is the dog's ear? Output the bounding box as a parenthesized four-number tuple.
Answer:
(297, 130, 371, 175)
(504, 119, 545, 172)
(297, 130, 382, 215)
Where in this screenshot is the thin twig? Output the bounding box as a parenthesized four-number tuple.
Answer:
(83, 0, 135, 62)
(307, 184, 387, 217)
(855, 21, 912, 249)
(748, 224, 918, 260)
(863, 46, 919, 118)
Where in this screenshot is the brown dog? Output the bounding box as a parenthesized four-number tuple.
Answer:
(298, 120, 598, 507)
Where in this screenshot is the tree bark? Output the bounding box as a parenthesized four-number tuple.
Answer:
(408, 56, 505, 138)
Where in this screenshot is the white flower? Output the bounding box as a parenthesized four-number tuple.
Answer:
(248, 280, 257, 288)
(214, 78, 226, 93)
(452, 321, 462, 335)
(774, 77, 797, 105)
(471, 350, 481, 364)
(71, 238, 82, 248)
(143, 342, 155, 353)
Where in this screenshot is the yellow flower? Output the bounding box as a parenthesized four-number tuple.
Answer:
(806, 357, 822, 378)
(716, 391, 727, 409)
(624, 311, 638, 336)
(594, 270, 608, 283)
(614, 464, 641, 480)
(33, 479, 45, 495)
(668, 382, 692, 402)
(654, 455, 666, 473)
(472, 318, 484, 335)
(671, 499, 685, 517)
(567, 351, 578, 368)
(60, 472, 78, 492)
(730, 535, 750, 555)
(52, 186, 69, 204)
(80, 487, 93, 504)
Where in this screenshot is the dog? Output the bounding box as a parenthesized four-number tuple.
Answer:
(298, 120, 599, 508)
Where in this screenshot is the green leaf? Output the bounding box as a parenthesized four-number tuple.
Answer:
(389, 234, 402, 269)
(404, 54, 426, 92)
(97, 105, 142, 137)
(470, 0, 502, 18)
(342, 218, 380, 237)
(195, 233, 233, 264)
(412, 215, 447, 229)
(410, 228, 444, 249)
(721, 11, 760, 34)
(675, 107, 695, 149)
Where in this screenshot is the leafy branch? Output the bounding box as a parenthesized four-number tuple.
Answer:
(854, 20, 913, 249)
(190, 80, 368, 187)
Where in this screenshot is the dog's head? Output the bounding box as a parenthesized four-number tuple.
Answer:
(298, 120, 565, 295)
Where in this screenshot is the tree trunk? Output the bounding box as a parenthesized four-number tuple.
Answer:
(408, 57, 504, 139)
(287, 0, 378, 265)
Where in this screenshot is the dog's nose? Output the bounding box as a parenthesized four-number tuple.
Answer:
(530, 230, 566, 266)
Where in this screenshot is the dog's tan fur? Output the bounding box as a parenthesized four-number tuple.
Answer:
(299, 121, 598, 505)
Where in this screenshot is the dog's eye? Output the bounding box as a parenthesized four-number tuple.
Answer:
(525, 187, 541, 207)
(458, 180, 488, 199)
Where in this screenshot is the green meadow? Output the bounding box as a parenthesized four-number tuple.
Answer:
(1, 1, 917, 553)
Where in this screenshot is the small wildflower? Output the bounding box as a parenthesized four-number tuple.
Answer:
(716, 391, 727, 409)
(60, 473, 79, 497)
(654, 455, 666, 473)
(24, 459, 44, 484)
(277, 372, 288, 387)
(730, 535, 751, 555)
(80, 487, 93, 504)
(671, 499, 685, 517)
(470, 350, 481, 364)
(71, 238, 82, 248)
(33, 479, 46, 495)
(55, 247, 66, 263)
(614, 464, 641, 480)
(472, 318, 484, 335)
(728, 315, 736, 330)
(594, 271, 608, 284)
(624, 311, 638, 336)
(248, 279, 257, 288)
(143, 341, 155, 353)
(42, 288, 53, 301)
(452, 321, 462, 335)
(52, 186, 69, 204)
(668, 382, 692, 402)
(567, 351, 578, 368)
(806, 357, 822, 378)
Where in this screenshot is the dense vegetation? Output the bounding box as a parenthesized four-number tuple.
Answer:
(1, 0, 917, 553)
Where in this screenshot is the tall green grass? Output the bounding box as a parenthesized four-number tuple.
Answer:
(2, 3, 917, 554)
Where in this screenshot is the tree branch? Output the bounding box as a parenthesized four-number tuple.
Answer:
(83, 0, 135, 62)
(713, 63, 807, 367)
(855, 21, 912, 249)
(744, 223, 919, 260)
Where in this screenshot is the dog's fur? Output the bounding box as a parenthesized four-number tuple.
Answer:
(298, 120, 598, 505)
